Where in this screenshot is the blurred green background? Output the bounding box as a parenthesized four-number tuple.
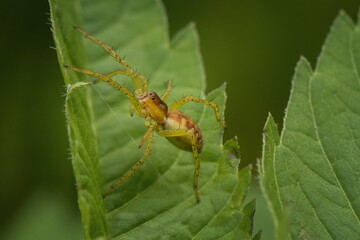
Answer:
(0, 0, 358, 239)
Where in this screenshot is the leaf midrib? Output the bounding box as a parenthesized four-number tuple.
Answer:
(309, 73, 360, 232)
(309, 14, 360, 228)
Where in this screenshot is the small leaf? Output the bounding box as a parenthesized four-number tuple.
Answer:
(259, 114, 290, 239)
(260, 10, 360, 240)
(50, 0, 256, 239)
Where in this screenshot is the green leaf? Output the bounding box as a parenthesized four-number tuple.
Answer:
(260, 10, 360, 239)
(259, 114, 290, 240)
(50, 0, 255, 239)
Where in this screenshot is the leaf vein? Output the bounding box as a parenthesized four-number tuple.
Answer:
(298, 182, 335, 239)
(309, 71, 360, 226)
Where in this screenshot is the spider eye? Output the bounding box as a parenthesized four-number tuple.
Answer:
(149, 92, 155, 100)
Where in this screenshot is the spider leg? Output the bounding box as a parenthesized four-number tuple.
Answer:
(161, 80, 173, 101)
(106, 69, 129, 78)
(89, 69, 129, 85)
(64, 65, 144, 117)
(74, 26, 148, 92)
(157, 129, 201, 203)
(139, 121, 157, 148)
(169, 96, 225, 128)
(102, 132, 154, 199)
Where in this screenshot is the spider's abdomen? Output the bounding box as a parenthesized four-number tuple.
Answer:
(162, 110, 203, 153)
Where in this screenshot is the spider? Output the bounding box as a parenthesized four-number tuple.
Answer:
(65, 26, 225, 203)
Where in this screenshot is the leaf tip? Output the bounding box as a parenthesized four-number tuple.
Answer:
(263, 112, 277, 133)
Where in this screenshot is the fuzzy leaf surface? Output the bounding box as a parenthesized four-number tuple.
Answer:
(260, 11, 360, 240)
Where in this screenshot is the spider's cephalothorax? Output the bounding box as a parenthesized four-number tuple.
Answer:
(65, 27, 225, 203)
(137, 91, 168, 125)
